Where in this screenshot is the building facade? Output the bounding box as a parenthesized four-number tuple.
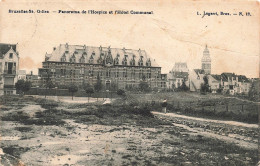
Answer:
(18, 70, 26, 80)
(38, 44, 166, 91)
(167, 62, 189, 90)
(26, 71, 41, 87)
(0, 43, 19, 95)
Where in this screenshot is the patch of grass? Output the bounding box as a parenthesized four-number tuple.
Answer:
(2, 145, 30, 159)
(14, 126, 32, 132)
(1, 112, 30, 122)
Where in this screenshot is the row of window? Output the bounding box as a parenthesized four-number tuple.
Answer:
(60, 56, 151, 66)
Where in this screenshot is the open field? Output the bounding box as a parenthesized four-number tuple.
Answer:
(124, 92, 259, 123)
(0, 94, 258, 166)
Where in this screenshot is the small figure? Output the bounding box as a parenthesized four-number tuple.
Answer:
(162, 99, 167, 114)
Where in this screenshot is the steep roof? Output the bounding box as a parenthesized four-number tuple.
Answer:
(46, 44, 160, 67)
(237, 75, 250, 83)
(211, 74, 222, 81)
(0, 43, 17, 58)
(220, 73, 250, 83)
(194, 69, 205, 75)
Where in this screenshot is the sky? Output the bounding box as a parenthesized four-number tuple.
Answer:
(0, 0, 259, 78)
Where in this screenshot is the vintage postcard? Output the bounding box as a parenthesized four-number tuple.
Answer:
(0, 0, 259, 165)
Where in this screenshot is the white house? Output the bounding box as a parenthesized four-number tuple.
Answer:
(0, 43, 19, 95)
(189, 69, 205, 92)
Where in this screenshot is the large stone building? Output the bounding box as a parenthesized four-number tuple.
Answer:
(0, 43, 19, 95)
(38, 44, 166, 90)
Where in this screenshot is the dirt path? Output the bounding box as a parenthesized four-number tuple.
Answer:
(152, 112, 258, 128)
(153, 112, 258, 150)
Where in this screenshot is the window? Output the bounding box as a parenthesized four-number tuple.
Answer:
(9, 53, 13, 59)
(106, 70, 111, 77)
(123, 72, 127, 78)
(147, 73, 151, 78)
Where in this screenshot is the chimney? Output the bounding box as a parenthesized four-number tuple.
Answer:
(31, 71, 33, 75)
(53, 47, 56, 51)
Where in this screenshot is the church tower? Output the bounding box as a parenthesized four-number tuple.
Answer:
(201, 45, 211, 74)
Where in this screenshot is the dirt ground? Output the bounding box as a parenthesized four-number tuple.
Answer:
(0, 96, 258, 166)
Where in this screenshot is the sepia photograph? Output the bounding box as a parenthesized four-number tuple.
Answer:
(0, 0, 259, 165)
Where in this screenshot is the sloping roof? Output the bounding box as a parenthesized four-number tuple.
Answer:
(237, 75, 250, 83)
(194, 69, 205, 75)
(211, 74, 222, 81)
(221, 73, 235, 82)
(46, 44, 160, 67)
(0, 43, 17, 58)
(220, 73, 250, 83)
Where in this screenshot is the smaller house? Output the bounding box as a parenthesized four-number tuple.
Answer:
(18, 70, 26, 80)
(208, 74, 221, 93)
(189, 69, 205, 92)
(219, 73, 251, 95)
(167, 71, 189, 90)
(26, 71, 41, 87)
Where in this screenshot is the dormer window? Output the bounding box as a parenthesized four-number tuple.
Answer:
(122, 60, 127, 66)
(146, 59, 151, 66)
(92, 51, 95, 56)
(114, 58, 119, 65)
(61, 54, 66, 62)
(97, 56, 103, 64)
(138, 56, 143, 66)
(122, 55, 128, 66)
(130, 59, 135, 66)
(130, 55, 136, 66)
(89, 55, 94, 64)
(80, 55, 85, 63)
(70, 57, 76, 63)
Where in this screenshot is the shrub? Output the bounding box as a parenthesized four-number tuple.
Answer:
(117, 89, 125, 96)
